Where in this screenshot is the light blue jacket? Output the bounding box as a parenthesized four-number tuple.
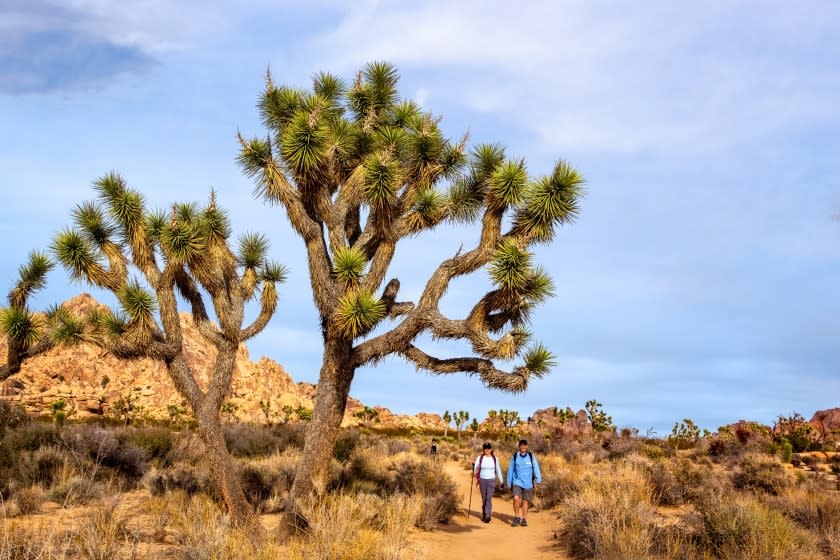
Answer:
(507, 452, 541, 489)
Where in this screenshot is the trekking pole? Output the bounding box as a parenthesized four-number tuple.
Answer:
(466, 463, 474, 520)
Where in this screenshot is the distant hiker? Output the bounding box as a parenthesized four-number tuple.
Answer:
(507, 439, 541, 527)
(430, 438, 438, 457)
(473, 442, 505, 523)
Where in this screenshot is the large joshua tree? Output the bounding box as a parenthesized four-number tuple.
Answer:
(0, 175, 285, 526)
(237, 62, 583, 506)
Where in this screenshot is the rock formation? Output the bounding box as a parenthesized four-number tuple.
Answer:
(0, 294, 443, 430)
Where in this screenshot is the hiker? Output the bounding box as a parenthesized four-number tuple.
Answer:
(430, 438, 438, 458)
(507, 439, 541, 527)
(473, 442, 505, 523)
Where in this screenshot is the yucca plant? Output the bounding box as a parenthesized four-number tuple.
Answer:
(0, 178, 285, 528)
(237, 62, 583, 515)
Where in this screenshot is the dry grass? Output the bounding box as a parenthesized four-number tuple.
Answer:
(560, 462, 657, 559)
(767, 485, 840, 557)
(288, 492, 423, 560)
(693, 491, 819, 560)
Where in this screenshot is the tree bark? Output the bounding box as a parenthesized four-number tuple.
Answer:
(195, 398, 257, 528)
(288, 339, 354, 521)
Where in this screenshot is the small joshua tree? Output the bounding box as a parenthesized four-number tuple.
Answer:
(454, 410, 470, 440)
(238, 62, 581, 508)
(354, 405, 380, 428)
(0, 175, 285, 527)
(442, 410, 452, 437)
(585, 399, 615, 435)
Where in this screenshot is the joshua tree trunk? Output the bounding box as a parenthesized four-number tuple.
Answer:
(291, 339, 354, 503)
(196, 399, 255, 525)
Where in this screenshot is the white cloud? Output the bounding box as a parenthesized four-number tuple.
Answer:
(311, 1, 840, 154)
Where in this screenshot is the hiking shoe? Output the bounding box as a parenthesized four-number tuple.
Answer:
(511, 517, 520, 526)
(482, 516, 490, 523)
(520, 518, 528, 527)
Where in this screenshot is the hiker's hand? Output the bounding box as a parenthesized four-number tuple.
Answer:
(499, 483, 505, 491)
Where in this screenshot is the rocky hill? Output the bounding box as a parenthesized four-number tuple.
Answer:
(0, 294, 444, 431)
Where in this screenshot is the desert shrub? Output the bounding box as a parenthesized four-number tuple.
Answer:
(61, 425, 149, 483)
(12, 485, 45, 516)
(270, 422, 306, 451)
(49, 475, 110, 507)
(333, 430, 360, 462)
(732, 453, 792, 495)
(386, 438, 412, 456)
(121, 426, 175, 462)
(235, 451, 300, 513)
(639, 443, 667, 460)
(634, 456, 726, 506)
(560, 463, 656, 559)
(289, 492, 422, 560)
(143, 463, 213, 498)
(223, 424, 279, 457)
(1, 422, 57, 457)
(0, 400, 30, 438)
(340, 448, 459, 526)
(535, 454, 587, 509)
(694, 491, 818, 559)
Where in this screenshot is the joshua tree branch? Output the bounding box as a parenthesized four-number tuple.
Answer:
(400, 344, 530, 393)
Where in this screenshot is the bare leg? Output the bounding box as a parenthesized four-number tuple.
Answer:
(512, 495, 521, 518)
(521, 499, 530, 519)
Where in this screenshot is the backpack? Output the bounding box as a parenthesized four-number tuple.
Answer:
(511, 451, 535, 482)
(476, 453, 497, 481)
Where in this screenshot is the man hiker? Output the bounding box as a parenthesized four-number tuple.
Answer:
(473, 442, 505, 523)
(430, 438, 438, 458)
(507, 439, 541, 527)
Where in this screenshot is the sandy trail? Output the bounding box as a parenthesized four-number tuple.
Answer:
(418, 461, 569, 560)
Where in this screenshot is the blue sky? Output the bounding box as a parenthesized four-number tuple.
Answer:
(1, 1, 839, 433)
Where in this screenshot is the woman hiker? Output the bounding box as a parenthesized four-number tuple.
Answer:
(473, 442, 505, 523)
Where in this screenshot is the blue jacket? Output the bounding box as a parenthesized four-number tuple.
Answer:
(507, 452, 541, 489)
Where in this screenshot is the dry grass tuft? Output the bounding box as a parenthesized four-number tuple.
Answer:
(288, 492, 422, 560)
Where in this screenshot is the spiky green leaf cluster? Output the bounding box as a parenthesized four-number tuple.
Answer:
(512, 160, 584, 241)
(118, 281, 156, 321)
(260, 260, 288, 283)
(332, 246, 367, 286)
(522, 343, 555, 378)
(363, 152, 399, 207)
(281, 106, 328, 175)
(9, 251, 53, 308)
(488, 159, 528, 210)
(51, 229, 99, 280)
(0, 306, 41, 345)
(46, 305, 85, 346)
(72, 202, 114, 248)
(489, 240, 532, 291)
(335, 288, 385, 338)
(94, 173, 145, 236)
(237, 233, 269, 269)
(144, 210, 168, 243)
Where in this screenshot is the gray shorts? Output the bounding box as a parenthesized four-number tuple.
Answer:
(511, 485, 533, 501)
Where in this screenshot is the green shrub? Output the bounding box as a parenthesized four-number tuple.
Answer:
(122, 426, 175, 462)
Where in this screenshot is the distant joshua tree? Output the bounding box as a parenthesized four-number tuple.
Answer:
(454, 410, 470, 440)
(237, 62, 582, 510)
(0, 176, 284, 528)
(442, 410, 452, 437)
